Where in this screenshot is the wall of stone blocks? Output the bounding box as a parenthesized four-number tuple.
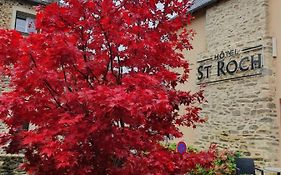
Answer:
(0, 0, 35, 29)
(193, 0, 279, 167)
(0, 155, 25, 175)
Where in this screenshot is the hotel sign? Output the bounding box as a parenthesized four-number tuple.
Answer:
(197, 45, 263, 84)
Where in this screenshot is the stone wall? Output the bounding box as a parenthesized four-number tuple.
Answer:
(0, 0, 35, 29)
(0, 155, 25, 175)
(192, 0, 279, 167)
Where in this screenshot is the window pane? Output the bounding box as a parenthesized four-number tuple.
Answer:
(15, 18, 27, 33)
(15, 11, 36, 34)
(26, 18, 36, 33)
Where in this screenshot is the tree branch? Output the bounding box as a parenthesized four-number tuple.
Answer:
(61, 64, 73, 92)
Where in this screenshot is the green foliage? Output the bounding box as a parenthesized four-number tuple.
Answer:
(187, 145, 199, 153)
(163, 143, 241, 175)
(192, 150, 240, 175)
(163, 143, 177, 151)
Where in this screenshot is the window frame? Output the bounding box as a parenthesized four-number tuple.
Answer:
(10, 6, 36, 35)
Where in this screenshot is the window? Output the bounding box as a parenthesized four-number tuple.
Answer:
(14, 11, 36, 34)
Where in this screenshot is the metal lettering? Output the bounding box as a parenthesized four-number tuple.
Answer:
(217, 60, 226, 76)
(197, 66, 204, 80)
(214, 54, 220, 60)
(205, 65, 212, 78)
(226, 60, 238, 74)
(239, 57, 250, 71)
(251, 54, 263, 70)
(219, 51, 225, 59)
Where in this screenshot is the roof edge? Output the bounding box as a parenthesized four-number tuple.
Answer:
(189, 0, 218, 13)
(26, 0, 55, 5)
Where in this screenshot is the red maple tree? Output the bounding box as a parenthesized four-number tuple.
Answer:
(0, 0, 214, 174)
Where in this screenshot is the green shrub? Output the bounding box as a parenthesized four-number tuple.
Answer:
(163, 143, 241, 175)
(191, 149, 241, 175)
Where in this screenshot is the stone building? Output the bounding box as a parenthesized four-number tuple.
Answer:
(181, 0, 281, 167)
(0, 0, 58, 33)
